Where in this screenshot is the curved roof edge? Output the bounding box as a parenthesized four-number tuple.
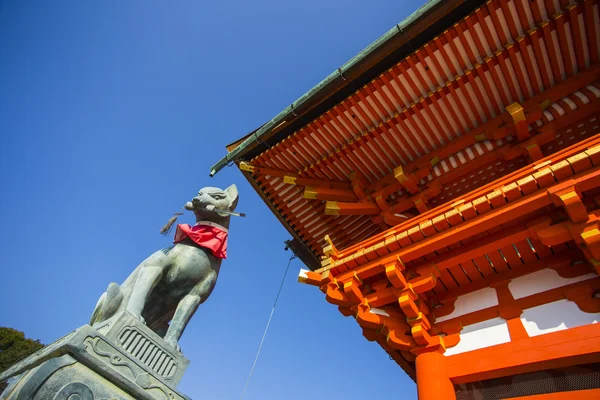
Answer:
(210, 0, 486, 176)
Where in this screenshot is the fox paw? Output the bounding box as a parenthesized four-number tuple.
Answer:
(165, 337, 181, 353)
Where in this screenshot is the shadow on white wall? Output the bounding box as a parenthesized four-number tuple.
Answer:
(520, 299, 599, 336)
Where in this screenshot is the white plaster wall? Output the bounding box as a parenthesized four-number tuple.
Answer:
(444, 317, 511, 356)
(509, 268, 597, 299)
(435, 287, 498, 323)
(520, 299, 599, 337)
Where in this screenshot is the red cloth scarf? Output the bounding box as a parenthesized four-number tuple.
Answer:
(173, 221, 228, 259)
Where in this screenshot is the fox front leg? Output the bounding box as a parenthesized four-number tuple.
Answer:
(126, 265, 163, 322)
(164, 271, 217, 350)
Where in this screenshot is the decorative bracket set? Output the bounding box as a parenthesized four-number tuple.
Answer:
(299, 135, 600, 365)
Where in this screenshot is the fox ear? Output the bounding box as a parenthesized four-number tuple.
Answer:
(225, 184, 239, 211)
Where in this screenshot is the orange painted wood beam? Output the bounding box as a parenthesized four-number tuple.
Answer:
(369, 64, 600, 205)
(385, 186, 441, 215)
(432, 253, 580, 308)
(324, 201, 380, 216)
(249, 0, 592, 184)
(428, 221, 546, 272)
(393, 165, 420, 194)
(239, 161, 352, 190)
(339, 222, 581, 307)
(264, 104, 598, 244)
(446, 323, 600, 384)
(330, 167, 600, 281)
(567, 5, 587, 72)
(327, 134, 600, 263)
(435, 277, 600, 334)
(303, 186, 358, 202)
(247, 3, 596, 268)
(380, 63, 600, 191)
(503, 389, 600, 400)
(295, 22, 591, 183)
(505, 102, 530, 140)
(584, 0, 599, 65)
(502, 98, 600, 162)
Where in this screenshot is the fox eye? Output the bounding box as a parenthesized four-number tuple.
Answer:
(210, 193, 226, 200)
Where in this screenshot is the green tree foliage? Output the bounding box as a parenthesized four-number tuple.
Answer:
(0, 327, 44, 392)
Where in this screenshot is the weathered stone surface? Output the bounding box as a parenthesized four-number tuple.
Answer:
(95, 311, 190, 386)
(0, 312, 190, 400)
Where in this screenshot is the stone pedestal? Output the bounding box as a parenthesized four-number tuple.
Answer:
(0, 312, 191, 400)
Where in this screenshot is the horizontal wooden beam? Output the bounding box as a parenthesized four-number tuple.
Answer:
(330, 134, 600, 261)
(298, 22, 595, 183)
(446, 322, 600, 384)
(304, 186, 358, 202)
(324, 201, 380, 216)
(433, 253, 580, 306)
(239, 161, 352, 190)
(331, 167, 600, 282)
(367, 63, 600, 195)
(502, 96, 600, 161)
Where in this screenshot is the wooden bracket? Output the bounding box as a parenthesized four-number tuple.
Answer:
(410, 265, 439, 293)
(580, 223, 600, 260)
(325, 280, 350, 306)
(411, 323, 446, 350)
(394, 165, 420, 194)
(505, 102, 530, 140)
(412, 194, 429, 213)
(349, 171, 368, 199)
(386, 326, 417, 351)
(399, 292, 421, 319)
(381, 320, 416, 351)
(322, 235, 339, 258)
(385, 258, 408, 288)
(525, 143, 544, 161)
(549, 183, 588, 223)
(343, 274, 364, 303)
(565, 282, 600, 313)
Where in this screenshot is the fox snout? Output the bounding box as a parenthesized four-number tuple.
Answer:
(192, 196, 217, 211)
(192, 195, 208, 205)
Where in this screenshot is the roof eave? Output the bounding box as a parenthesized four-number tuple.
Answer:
(210, 0, 487, 176)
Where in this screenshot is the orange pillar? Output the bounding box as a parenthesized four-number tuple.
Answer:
(415, 350, 455, 400)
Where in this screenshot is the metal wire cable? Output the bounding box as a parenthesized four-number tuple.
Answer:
(240, 254, 296, 400)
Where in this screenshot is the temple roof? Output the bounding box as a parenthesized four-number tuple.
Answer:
(213, 0, 600, 271)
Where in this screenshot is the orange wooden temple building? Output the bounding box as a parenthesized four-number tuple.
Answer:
(212, 0, 600, 398)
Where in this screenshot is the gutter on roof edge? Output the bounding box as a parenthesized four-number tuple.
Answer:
(209, 0, 445, 177)
(242, 169, 322, 270)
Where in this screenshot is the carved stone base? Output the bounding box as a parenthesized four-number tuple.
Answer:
(0, 312, 190, 400)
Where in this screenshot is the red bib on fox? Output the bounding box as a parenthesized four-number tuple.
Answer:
(173, 222, 228, 259)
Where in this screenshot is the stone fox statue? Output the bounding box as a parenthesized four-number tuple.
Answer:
(90, 184, 239, 350)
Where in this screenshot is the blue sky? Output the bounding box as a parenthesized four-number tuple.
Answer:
(0, 1, 422, 398)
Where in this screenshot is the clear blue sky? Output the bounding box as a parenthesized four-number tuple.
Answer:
(0, 1, 421, 398)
